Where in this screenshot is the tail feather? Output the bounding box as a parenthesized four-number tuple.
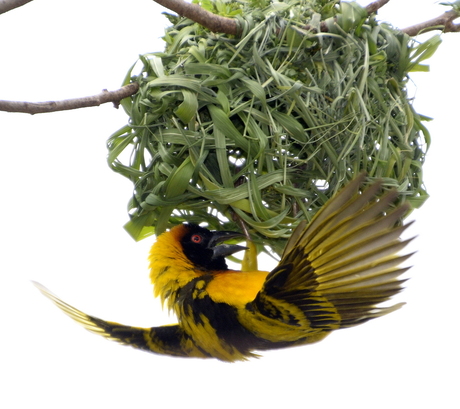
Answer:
(32, 282, 206, 358)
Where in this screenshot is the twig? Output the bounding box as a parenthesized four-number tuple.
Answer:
(154, 0, 238, 34)
(0, 83, 139, 114)
(365, 0, 390, 15)
(402, 9, 460, 36)
(0, 0, 33, 14)
(231, 211, 251, 241)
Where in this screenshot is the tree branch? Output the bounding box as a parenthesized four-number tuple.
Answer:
(0, 83, 139, 114)
(0, 0, 33, 14)
(365, 0, 391, 15)
(2, 0, 458, 115)
(402, 9, 460, 36)
(151, 0, 392, 35)
(154, 0, 239, 34)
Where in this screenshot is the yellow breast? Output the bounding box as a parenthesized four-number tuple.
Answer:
(206, 270, 269, 307)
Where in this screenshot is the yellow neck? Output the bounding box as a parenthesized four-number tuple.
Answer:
(148, 227, 204, 310)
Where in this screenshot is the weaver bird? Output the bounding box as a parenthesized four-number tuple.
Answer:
(34, 174, 413, 361)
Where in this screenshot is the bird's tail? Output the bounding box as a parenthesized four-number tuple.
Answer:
(33, 282, 208, 359)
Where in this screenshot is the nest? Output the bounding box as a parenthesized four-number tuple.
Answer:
(108, 0, 439, 257)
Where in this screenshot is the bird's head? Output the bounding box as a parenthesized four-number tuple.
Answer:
(173, 223, 247, 271)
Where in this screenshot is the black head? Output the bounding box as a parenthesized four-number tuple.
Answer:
(180, 224, 247, 271)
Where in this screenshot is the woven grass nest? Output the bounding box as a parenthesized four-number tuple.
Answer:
(108, 0, 439, 258)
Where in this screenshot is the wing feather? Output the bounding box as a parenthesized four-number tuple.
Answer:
(251, 175, 412, 333)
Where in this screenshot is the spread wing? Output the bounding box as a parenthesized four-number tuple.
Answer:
(250, 174, 413, 333)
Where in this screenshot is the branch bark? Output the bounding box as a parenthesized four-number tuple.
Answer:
(402, 9, 460, 36)
(154, 0, 238, 34)
(365, 0, 390, 15)
(0, 83, 139, 114)
(0, 0, 33, 14)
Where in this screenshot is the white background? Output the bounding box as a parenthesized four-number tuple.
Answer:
(1, 1, 458, 408)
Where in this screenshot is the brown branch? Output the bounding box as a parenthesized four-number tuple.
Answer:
(402, 9, 460, 36)
(154, 0, 238, 34)
(0, 83, 139, 114)
(365, 0, 390, 15)
(0, 0, 33, 14)
(231, 210, 251, 241)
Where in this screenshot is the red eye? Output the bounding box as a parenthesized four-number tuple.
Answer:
(191, 234, 203, 243)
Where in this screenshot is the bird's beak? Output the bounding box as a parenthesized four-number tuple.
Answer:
(209, 230, 248, 259)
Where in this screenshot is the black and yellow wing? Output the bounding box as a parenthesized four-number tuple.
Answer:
(240, 174, 413, 344)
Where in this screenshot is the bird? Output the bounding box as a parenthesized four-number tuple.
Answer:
(34, 173, 414, 362)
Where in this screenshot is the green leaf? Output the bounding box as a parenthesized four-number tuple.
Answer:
(208, 104, 251, 152)
(165, 157, 195, 198)
(175, 90, 198, 124)
(271, 110, 306, 142)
